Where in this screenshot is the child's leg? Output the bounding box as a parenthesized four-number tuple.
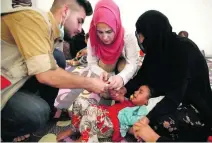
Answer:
(72, 96, 99, 130)
(56, 97, 98, 141)
(79, 105, 113, 142)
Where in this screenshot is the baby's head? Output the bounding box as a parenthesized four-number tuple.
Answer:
(130, 85, 153, 106)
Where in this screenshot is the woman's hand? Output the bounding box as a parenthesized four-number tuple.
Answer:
(108, 75, 124, 90)
(133, 121, 160, 142)
(100, 72, 110, 82)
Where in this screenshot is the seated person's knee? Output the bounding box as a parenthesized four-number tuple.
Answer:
(2, 91, 50, 130)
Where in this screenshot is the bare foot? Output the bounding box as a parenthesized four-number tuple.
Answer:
(13, 134, 30, 142)
(56, 129, 73, 141)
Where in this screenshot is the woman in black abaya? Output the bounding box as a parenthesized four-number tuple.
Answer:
(126, 10, 212, 141)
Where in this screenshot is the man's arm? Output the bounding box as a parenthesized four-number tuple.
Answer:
(3, 11, 107, 94)
(36, 67, 107, 94)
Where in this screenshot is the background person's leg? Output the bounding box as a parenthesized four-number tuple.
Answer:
(53, 48, 66, 69)
(1, 91, 50, 141)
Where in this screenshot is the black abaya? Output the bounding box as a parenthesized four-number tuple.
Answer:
(126, 10, 212, 141)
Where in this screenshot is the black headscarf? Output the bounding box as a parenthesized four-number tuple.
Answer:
(126, 10, 212, 128)
(134, 10, 189, 92)
(136, 10, 173, 56)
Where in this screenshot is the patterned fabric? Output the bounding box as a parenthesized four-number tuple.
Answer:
(72, 96, 113, 142)
(79, 55, 88, 65)
(12, 0, 32, 8)
(72, 97, 99, 129)
(153, 104, 207, 141)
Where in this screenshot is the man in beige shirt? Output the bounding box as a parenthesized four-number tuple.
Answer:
(1, 0, 108, 141)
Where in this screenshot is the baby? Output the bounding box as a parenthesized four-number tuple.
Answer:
(57, 85, 160, 142)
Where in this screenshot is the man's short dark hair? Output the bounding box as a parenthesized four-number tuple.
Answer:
(178, 31, 189, 38)
(51, 0, 93, 16)
(143, 85, 154, 98)
(85, 33, 89, 40)
(76, 0, 93, 16)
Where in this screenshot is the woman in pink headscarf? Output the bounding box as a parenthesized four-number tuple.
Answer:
(87, 0, 139, 91)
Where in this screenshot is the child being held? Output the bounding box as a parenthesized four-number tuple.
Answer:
(57, 85, 163, 142)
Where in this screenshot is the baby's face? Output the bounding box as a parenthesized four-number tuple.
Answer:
(130, 85, 150, 106)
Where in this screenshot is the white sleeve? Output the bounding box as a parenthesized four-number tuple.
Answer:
(118, 32, 140, 85)
(87, 40, 105, 76)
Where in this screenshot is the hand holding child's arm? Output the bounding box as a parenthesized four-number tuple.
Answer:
(109, 87, 127, 103)
(133, 120, 160, 142)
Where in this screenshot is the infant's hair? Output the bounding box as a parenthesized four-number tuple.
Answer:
(143, 85, 154, 99)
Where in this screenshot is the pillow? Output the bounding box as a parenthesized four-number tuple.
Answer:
(146, 96, 164, 113)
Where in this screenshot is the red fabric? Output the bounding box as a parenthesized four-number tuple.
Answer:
(81, 128, 91, 142)
(208, 136, 212, 142)
(140, 50, 145, 56)
(96, 106, 111, 134)
(89, 0, 124, 64)
(105, 100, 134, 142)
(71, 113, 81, 129)
(1, 75, 11, 90)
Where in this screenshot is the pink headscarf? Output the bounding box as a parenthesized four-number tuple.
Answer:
(89, 0, 124, 65)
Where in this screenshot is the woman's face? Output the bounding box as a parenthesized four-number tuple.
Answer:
(96, 23, 115, 45)
(136, 33, 145, 44)
(135, 32, 146, 53)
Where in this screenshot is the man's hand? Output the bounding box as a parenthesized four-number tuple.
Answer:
(87, 78, 109, 94)
(133, 120, 160, 142)
(109, 87, 127, 102)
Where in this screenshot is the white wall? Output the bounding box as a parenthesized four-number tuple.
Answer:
(36, 0, 212, 56)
